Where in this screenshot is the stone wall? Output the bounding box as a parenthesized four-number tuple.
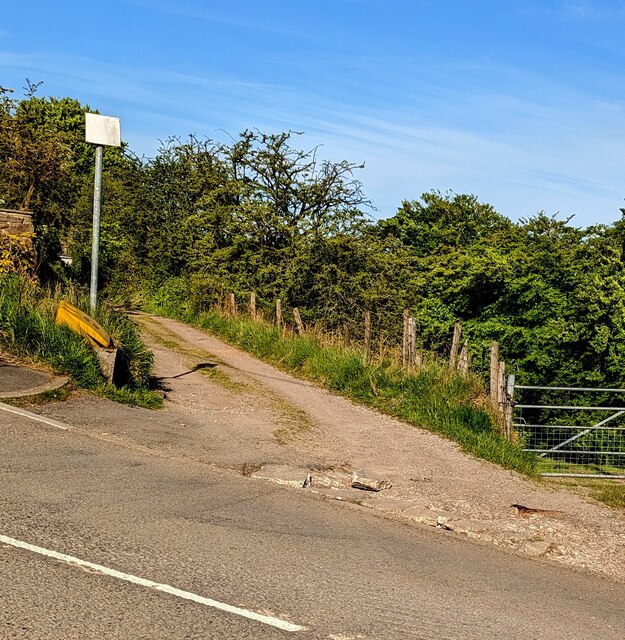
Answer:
(0, 209, 34, 237)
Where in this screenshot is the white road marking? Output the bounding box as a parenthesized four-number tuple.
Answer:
(0, 534, 304, 633)
(0, 402, 71, 430)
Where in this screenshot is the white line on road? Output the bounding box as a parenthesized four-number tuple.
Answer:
(0, 534, 304, 633)
(0, 402, 71, 430)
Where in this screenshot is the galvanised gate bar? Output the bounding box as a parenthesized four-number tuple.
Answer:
(511, 383, 625, 479)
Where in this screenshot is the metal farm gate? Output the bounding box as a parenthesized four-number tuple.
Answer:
(510, 382, 625, 479)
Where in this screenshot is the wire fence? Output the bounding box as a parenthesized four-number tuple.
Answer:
(513, 385, 625, 479)
(223, 293, 625, 479)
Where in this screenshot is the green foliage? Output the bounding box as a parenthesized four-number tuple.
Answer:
(0, 275, 103, 387)
(378, 191, 513, 256)
(0, 82, 132, 282)
(0, 232, 36, 277)
(97, 385, 163, 409)
(132, 182, 625, 400)
(378, 193, 625, 391)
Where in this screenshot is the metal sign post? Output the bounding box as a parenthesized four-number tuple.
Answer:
(85, 113, 121, 313)
(90, 144, 104, 313)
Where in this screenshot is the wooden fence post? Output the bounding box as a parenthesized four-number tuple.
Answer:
(293, 307, 305, 335)
(249, 292, 256, 320)
(364, 310, 372, 363)
(407, 316, 416, 368)
(415, 350, 422, 367)
(343, 322, 351, 347)
(228, 293, 237, 316)
(402, 308, 410, 366)
(504, 373, 515, 442)
(489, 342, 499, 409)
(497, 360, 505, 406)
(275, 299, 282, 327)
(498, 359, 508, 437)
(449, 322, 462, 368)
(458, 340, 469, 373)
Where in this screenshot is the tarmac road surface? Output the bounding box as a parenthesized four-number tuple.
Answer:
(1, 405, 624, 639)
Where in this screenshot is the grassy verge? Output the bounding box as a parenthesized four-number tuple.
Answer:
(145, 299, 537, 475)
(3, 384, 74, 408)
(540, 458, 625, 477)
(0, 275, 161, 408)
(590, 484, 625, 509)
(553, 476, 625, 510)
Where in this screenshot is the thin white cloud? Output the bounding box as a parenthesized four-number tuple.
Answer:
(160, 62, 625, 224)
(0, 49, 171, 106)
(561, 0, 625, 21)
(163, 70, 287, 94)
(2, 39, 624, 226)
(115, 0, 308, 39)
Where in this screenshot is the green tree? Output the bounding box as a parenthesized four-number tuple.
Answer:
(142, 131, 372, 308)
(0, 82, 118, 280)
(378, 191, 511, 257)
(226, 130, 369, 248)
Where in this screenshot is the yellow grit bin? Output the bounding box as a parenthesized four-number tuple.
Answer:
(55, 300, 112, 349)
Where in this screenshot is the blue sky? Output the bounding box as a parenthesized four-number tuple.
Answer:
(2, 0, 625, 226)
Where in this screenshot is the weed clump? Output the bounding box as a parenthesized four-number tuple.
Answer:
(0, 275, 161, 408)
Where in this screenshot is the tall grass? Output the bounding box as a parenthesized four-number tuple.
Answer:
(0, 275, 160, 408)
(59, 285, 154, 390)
(145, 296, 537, 475)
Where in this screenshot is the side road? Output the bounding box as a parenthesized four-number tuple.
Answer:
(31, 313, 625, 582)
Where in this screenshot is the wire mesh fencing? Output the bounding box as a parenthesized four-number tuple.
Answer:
(512, 385, 625, 479)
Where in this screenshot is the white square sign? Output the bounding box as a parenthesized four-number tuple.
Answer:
(85, 113, 121, 147)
